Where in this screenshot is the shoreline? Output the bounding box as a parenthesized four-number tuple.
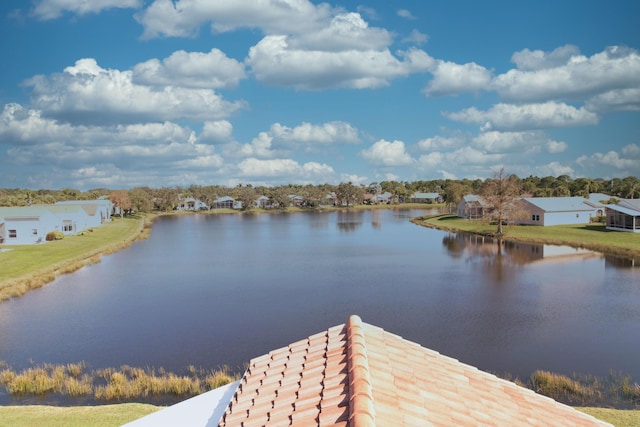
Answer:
(412, 214, 640, 262)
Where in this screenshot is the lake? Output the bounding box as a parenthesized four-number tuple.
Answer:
(0, 209, 638, 401)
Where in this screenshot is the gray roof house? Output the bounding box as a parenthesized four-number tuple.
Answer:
(606, 199, 640, 232)
(518, 197, 597, 226)
(456, 195, 491, 219)
(410, 192, 442, 203)
(125, 315, 610, 427)
(0, 207, 60, 245)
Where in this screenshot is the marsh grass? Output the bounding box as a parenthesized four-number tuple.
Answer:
(531, 371, 596, 403)
(0, 361, 237, 402)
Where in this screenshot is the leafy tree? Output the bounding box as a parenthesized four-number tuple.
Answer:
(335, 182, 364, 207)
(442, 181, 471, 213)
(110, 190, 132, 218)
(480, 168, 523, 236)
(129, 187, 154, 213)
(266, 186, 291, 209)
(232, 185, 258, 211)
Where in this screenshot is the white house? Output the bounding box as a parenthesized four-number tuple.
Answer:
(176, 197, 209, 211)
(45, 205, 93, 235)
(606, 199, 640, 232)
(56, 199, 113, 224)
(0, 207, 60, 245)
(518, 197, 597, 226)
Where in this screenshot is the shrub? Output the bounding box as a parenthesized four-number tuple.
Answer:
(46, 231, 65, 241)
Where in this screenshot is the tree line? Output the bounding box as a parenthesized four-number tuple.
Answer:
(0, 175, 638, 213)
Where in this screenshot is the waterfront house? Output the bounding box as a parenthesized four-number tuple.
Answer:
(45, 205, 93, 235)
(606, 199, 640, 232)
(256, 195, 272, 208)
(518, 197, 597, 226)
(0, 207, 59, 245)
(125, 315, 609, 426)
(213, 196, 236, 209)
(176, 196, 209, 211)
(56, 199, 113, 223)
(456, 194, 490, 219)
(409, 192, 442, 203)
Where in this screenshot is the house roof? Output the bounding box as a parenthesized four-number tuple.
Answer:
(607, 204, 640, 216)
(521, 197, 594, 212)
(218, 315, 609, 426)
(411, 192, 440, 199)
(619, 199, 640, 211)
(0, 206, 53, 220)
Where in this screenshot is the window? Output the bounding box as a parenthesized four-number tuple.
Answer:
(63, 224, 74, 232)
(33, 229, 38, 235)
(531, 214, 540, 221)
(9, 229, 17, 238)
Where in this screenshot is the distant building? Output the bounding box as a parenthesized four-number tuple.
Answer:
(457, 194, 491, 219)
(410, 192, 442, 203)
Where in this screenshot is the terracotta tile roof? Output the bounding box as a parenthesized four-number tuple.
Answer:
(219, 315, 610, 426)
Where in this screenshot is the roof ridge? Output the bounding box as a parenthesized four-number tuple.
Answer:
(346, 315, 375, 427)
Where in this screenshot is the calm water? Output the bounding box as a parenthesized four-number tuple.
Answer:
(1, 209, 638, 397)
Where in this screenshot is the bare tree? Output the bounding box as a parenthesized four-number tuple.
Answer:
(480, 168, 523, 235)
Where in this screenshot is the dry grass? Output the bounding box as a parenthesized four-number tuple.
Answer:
(0, 361, 237, 401)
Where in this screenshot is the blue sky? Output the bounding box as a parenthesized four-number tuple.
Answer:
(1, 0, 639, 190)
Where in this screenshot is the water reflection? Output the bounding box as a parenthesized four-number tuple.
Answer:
(441, 233, 615, 284)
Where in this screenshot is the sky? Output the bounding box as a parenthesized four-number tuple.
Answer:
(0, 1, 639, 190)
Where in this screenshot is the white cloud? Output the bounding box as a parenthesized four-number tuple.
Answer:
(247, 36, 432, 89)
(533, 162, 575, 178)
(360, 139, 414, 166)
(290, 13, 392, 52)
(473, 130, 567, 154)
(402, 29, 428, 45)
(201, 120, 234, 143)
(445, 102, 598, 131)
(132, 49, 246, 89)
(237, 158, 334, 181)
(417, 135, 465, 151)
(136, 0, 334, 39)
(397, 9, 416, 20)
(423, 60, 492, 96)
(493, 46, 640, 103)
(585, 88, 640, 113)
(269, 121, 360, 145)
(576, 144, 640, 174)
(24, 58, 244, 124)
(32, 0, 141, 20)
(510, 45, 581, 71)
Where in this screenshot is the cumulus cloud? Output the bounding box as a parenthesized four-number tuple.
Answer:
(493, 46, 640, 103)
(417, 146, 504, 170)
(136, 0, 334, 39)
(416, 135, 465, 151)
(397, 9, 416, 20)
(360, 139, 414, 166)
(402, 29, 428, 45)
(32, 0, 141, 20)
(201, 120, 234, 143)
(445, 102, 598, 131)
(585, 88, 640, 113)
(533, 162, 575, 178)
(237, 158, 334, 181)
(24, 58, 244, 125)
(510, 45, 581, 71)
(132, 49, 246, 89)
(473, 130, 567, 154)
(576, 144, 640, 174)
(290, 13, 392, 52)
(269, 121, 360, 145)
(423, 60, 492, 96)
(247, 35, 433, 89)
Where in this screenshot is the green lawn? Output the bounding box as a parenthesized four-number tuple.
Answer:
(416, 215, 640, 260)
(0, 404, 637, 426)
(0, 404, 161, 427)
(0, 215, 145, 301)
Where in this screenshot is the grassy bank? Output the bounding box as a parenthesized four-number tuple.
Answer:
(0, 404, 160, 427)
(414, 214, 640, 260)
(0, 214, 153, 302)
